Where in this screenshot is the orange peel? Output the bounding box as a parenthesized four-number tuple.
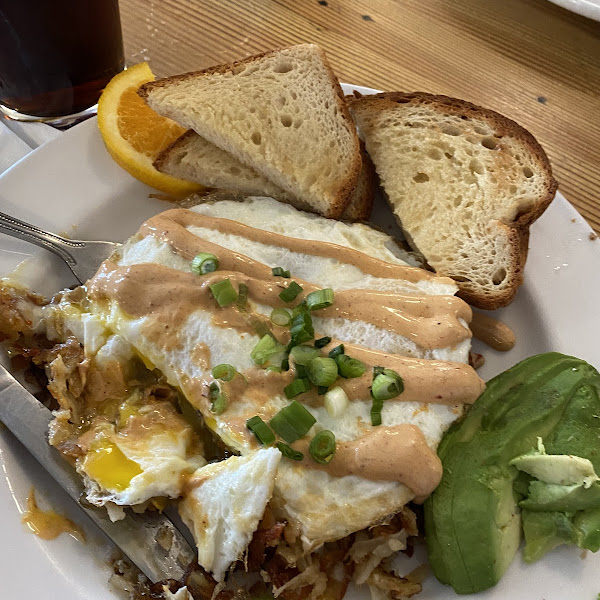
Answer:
(97, 62, 203, 197)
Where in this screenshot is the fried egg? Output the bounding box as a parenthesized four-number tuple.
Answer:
(79, 197, 484, 548)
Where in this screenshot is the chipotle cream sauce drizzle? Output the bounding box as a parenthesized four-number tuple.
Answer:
(292, 425, 442, 496)
(216, 347, 484, 409)
(89, 263, 471, 350)
(141, 209, 454, 285)
(22, 488, 84, 541)
(88, 261, 481, 403)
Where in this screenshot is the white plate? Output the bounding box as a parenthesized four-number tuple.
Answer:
(548, 0, 600, 20)
(0, 84, 599, 600)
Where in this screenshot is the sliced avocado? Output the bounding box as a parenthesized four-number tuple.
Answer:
(510, 439, 599, 488)
(425, 353, 600, 594)
(543, 380, 600, 472)
(521, 510, 581, 562)
(522, 505, 600, 561)
(519, 481, 600, 512)
(513, 470, 534, 499)
(574, 505, 600, 552)
(518, 379, 600, 562)
(511, 453, 598, 486)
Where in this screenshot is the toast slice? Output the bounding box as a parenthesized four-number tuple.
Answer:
(154, 129, 294, 202)
(155, 130, 375, 221)
(138, 44, 362, 218)
(349, 92, 557, 309)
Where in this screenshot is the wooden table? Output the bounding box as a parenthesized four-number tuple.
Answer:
(119, 0, 600, 235)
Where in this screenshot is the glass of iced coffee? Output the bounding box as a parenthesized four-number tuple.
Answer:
(0, 0, 125, 126)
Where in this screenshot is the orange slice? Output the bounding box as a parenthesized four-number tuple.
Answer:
(97, 62, 203, 197)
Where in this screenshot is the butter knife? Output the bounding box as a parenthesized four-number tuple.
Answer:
(0, 363, 195, 582)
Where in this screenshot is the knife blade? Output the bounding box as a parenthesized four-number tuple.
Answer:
(0, 363, 196, 582)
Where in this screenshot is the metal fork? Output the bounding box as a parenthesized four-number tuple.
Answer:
(0, 211, 120, 283)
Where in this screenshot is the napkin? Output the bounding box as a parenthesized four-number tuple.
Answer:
(0, 118, 62, 175)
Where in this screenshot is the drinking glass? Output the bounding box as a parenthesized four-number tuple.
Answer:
(0, 0, 125, 126)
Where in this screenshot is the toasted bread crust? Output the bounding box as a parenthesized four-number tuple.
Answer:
(139, 45, 361, 219)
(342, 142, 376, 221)
(349, 91, 558, 310)
(138, 47, 309, 97)
(153, 129, 197, 173)
(313, 46, 362, 217)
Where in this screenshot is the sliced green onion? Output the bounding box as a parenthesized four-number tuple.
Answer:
(208, 382, 228, 414)
(279, 281, 303, 303)
(290, 312, 314, 346)
(314, 336, 331, 349)
(251, 334, 285, 365)
(371, 369, 404, 401)
(335, 354, 366, 379)
(246, 415, 275, 445)
(236, 283, 249, 312)
(317, 386, 328, 396)
(306, 357, 338, 387)
(328, 344, 345, 359)
(269, 400, 316, 443)
(250, 318, 271, 338)
(283, 378, 311, 399)
(369, 369, 403, 426)
(272, 267, 291, 278)
(266, 365, 282, 373)
(290, 345, 320, 366)
(191, 252, 219, 275)
(270, 308, 291, 327)
(276, 442, 304, 461)
(324, 387, 349, 418)
(305, 288, 334, 311)
(309, 430, 336, 464)
(210, 278, 238, 307)
(294, 364, 307, 379)
(291, 300, 308, 317)
(211, 363, 237, 382)
(211, 393, 228, 414)
(370, 394, 384, 426)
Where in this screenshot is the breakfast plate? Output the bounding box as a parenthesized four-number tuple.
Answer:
(0, 83, 599, 600)
(547, 0, 600, 21)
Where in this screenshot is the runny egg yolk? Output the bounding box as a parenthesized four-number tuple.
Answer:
(83, 439, 142, 492)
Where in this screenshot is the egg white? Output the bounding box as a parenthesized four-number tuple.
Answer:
(179, 448, 281, 581)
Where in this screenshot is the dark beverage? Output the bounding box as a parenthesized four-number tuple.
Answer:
(0, 0, 124, 120)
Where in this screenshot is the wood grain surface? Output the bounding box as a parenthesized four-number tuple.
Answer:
(120, 0, 600, 235)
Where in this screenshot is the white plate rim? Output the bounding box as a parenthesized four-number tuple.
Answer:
(547, 0, 600, 21)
